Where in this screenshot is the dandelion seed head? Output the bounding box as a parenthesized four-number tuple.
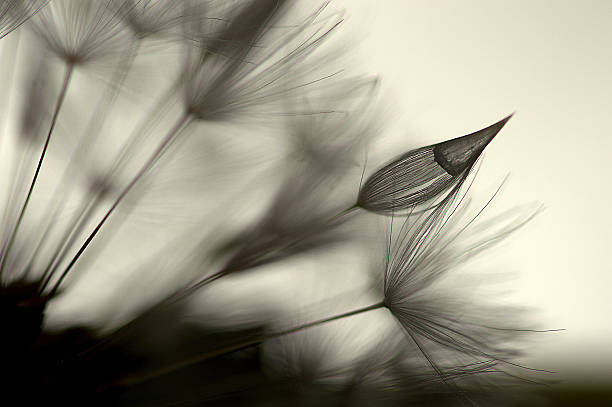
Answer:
(182, 0, 343, 121)
(29, 0, 131, 65)
(117, 0, 192, 39)
(379, 185, 543, 390)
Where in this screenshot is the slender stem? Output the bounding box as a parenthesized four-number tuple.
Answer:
(47, 113, 192, 296)
(38, 198, 100, 293)
(274, 301, 385, 337)
(0, 33, 25, 250)
(0, 147, 30, 251)
(25, 40, 142, 269)
(0, 63, 73, 279)
(82, 39, 141, 151)
(87, 181, 363, 360)
(178, 270, 225, 299)
(114, 301, 386, 387)
(79, 271, 226, 360)
(108, 79, 180, 177)
(176, 204, 359, 297)
(327, 204, 358, 224)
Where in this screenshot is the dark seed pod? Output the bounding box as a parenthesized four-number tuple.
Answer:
(357, 115, 512, 215)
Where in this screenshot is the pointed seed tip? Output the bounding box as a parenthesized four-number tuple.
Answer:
(498, 112, 514, 126)
(433, 115, 513, 176)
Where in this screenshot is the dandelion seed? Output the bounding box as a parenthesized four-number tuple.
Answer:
(357, 114, 513, 215)
(116, 0, 190, 40)
(29, 0, 130, 65)
(183, 0, 344, 121)
(155, 179, 545, 394)
(381, 185, 543, 386)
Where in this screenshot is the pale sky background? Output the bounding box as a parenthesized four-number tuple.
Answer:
(338, 0, 612, 383)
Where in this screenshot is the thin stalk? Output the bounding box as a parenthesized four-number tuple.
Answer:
(0, 147, 31, 250)
(180, 204, 360, 296)
(38, 197, 101, 293)
(82, 174, 363, 359)
(107, 78, 180, 177)
(0, 63, 74, 279)
(0, 32, 25, 254)
(47, 113, 192, 296)
(326, 204, 358, 224)
(78, 271, 226, 360)
(175, 269, 226, 300)
(26, 40, 142, 266)
(274, 301, 385, 337)
(115, 301, 386, 387)
(47, 79, 186, 280)
(20, 209, 56, 280)
(81, 39, 141, 152)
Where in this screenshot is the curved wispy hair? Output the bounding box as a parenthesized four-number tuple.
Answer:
(0, 0, 48, 39)
(28, 0, 131, 65)
(182, 0, 344, 121)
(357, 115, 513, 216)
(382, 185, 543, 388)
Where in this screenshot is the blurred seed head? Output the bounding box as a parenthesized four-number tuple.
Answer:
(116, 0, 192, 40)
(29, 0, 131, 65)
(357, 115, 512, 215)
(19, 47, 55, 145)
(182, 0, 343, 121)
(214, 84, 379, 273)
(216, 192, 352, 274)
(192, 0, 290, 60)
